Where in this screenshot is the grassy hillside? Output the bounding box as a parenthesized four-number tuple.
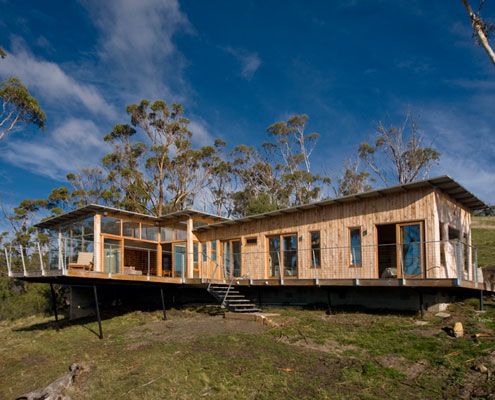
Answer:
(0, 303, 494, 399)
(472, 216, 495, 267)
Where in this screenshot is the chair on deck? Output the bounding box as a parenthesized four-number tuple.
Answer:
(68, 252, 94, 271)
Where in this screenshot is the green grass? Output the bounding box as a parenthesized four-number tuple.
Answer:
(0, 302, 494, 399)
(472, 216, 495, 267)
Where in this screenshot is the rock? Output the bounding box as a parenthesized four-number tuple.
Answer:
(435, 312, 451, 318)
(453, 322, 464, 338)
(474, 362, 489, 374)
(414, 320, 429, 326)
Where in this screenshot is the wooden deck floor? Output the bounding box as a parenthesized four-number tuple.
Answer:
(11, 269, 489, 291)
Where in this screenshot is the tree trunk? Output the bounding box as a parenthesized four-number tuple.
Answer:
(462, 0, 495, 66)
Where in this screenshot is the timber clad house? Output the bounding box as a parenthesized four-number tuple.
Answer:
(3, 176, 493, 317)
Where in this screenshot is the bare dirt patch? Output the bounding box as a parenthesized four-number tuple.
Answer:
(376, 354, 429, 380)
(126, 314, 265, 343)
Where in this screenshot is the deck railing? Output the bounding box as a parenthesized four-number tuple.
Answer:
(1, 238, 484, 287)
(202, 240, 483, 285)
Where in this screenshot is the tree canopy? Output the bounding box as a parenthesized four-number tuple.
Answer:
(0, 77, 46, 141)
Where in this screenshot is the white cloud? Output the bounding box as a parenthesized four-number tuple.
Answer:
(0, 42, 116, 119)
(188, 118, 215, 146)
(447, 79, 495, 91)
(419, 107, 495, 204)
(224, 47, 261, 80)
(83, 0, 192, 101)
(1, 119, 109, 180)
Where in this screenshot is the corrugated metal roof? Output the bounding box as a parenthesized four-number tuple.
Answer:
(194, 176, 488, 232)
(34, 204, 229, 229)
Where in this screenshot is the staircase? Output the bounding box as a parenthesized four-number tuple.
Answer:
(207, 284, 261, 313)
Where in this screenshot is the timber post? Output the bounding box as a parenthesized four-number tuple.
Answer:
(50, 283, 59, 328)
(93, 286, 103, 339)
(160, 287, 167, 320)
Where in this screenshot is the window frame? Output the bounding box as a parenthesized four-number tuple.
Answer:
(245, 237, 258, 246)
(310, 230, 321, 269)
(349, 226, 362, 267)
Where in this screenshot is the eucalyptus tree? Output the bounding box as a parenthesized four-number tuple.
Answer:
(462, 0, 495, 66)
(358, 112, 440, 185)
(67, 168, 117, 207)
(265, 114, 330, 205)
(334, 158, 372, 197)
(0, 77, 45, 141)
(229, 144, 286, 217)
(101, 100, 225, 215)
(102, 124, 147, 213)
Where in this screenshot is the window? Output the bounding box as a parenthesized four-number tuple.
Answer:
(440, 222, 446, 266)
(310, 231, 321, 268)
(449, 226, 460, 241)
(141, 224, 159, 241)
(350, 227, 362, 266)
(175, 227, 187, 241)
(193, 243, 199, 263)
(123, 221, 140, 238)
(245, 237, 257, 245)
(202, 243, 207, 262)
(160, 227, 174, 242)
(211, 241, 217, 262)
(101, 216, 121, 235)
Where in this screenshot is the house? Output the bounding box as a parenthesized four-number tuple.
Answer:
(2, 176, 491, 319)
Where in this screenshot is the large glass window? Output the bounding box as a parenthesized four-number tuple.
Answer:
(310, 231, 321, 268)
(350, 228, 362, 266)
(283, 235, 298, 277)
(104, 238, 121, 273)
(101, 216, 121, 236)
(160, 227, 174, 242)
(202, 243, 207, 262)
(175, 227, 187, 241)
(141, 223, 159, 241)
(123, 221, 140, 238)
(268, 237, 281, 277)
(211, 241, 217, 262)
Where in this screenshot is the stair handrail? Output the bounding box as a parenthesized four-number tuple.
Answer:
(204, 252, 228, 291)
(222, 275, 235, 307)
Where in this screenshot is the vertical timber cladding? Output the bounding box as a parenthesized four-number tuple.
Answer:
(432, 189, 473, 280)
(195, 187, 453, 280)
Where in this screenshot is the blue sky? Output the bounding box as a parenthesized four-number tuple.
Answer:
(0, 0, 494, 211)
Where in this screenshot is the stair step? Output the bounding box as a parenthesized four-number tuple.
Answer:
(226, 299, 251, 303)
(230, 303, 257, 308)
(211, 290, 241, 295)
(232, 308, 261, 313)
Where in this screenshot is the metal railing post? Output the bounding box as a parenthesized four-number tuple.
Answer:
(147, 249, 151, 278)
(58, 237, 63, 271)
(474, 245, 479, 284)
(455, 240, 463, 284)
(5, 247, 12, 277)
(37, 242, 45, 276)
(19, 245, 27, 275)
(181, 253, 185, 283)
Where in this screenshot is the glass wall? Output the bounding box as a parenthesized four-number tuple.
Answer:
(123, 221, 140, 238)
(101, 216, 121, 236)
(159, 225, 187, 242)
(141, 224, 159, 241)
(104, 238, 121, 273)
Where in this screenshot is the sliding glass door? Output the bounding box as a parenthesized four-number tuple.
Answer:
(268, 234, 298, 278)
(103, 238, 121, 274)
(222, 239, 242, 278)
(398, 223, 423, 278)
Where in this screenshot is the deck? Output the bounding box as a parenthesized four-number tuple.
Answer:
(11, 268, 487, 291)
